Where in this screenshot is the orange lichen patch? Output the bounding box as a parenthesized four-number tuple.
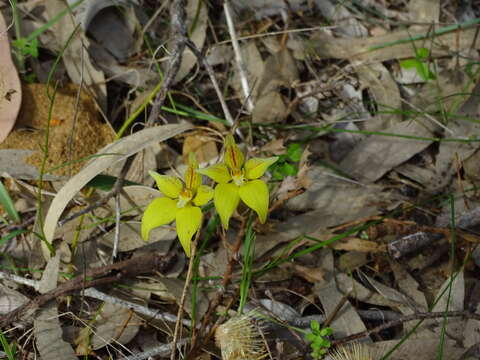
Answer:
(49, 117, 65, 127)
(0, 83, 114, 176)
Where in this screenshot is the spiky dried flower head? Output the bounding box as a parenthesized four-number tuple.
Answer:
(215, 312, 267, 360)
(329, 342, 376, 360)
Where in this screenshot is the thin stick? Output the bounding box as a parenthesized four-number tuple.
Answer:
(0, 252, 174, 328)
(186, 40, 236, 128)
(224, 0, 254, 112)
(145, 0, 187, 127)
(0, 271, 190, 326)
(112, 191, 121, 261)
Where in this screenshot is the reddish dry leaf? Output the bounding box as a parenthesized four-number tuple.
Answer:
(0, 11, 21, 143)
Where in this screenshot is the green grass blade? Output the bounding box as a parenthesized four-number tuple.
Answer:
(368, 18, 480, 52)
(0, 181, 20, 223)
(0, 229, 28, 246)
(238, 216, 256, 314)
(0, 328, 16, 360)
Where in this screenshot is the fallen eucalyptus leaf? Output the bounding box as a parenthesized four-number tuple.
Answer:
(0, 11, 22, 143)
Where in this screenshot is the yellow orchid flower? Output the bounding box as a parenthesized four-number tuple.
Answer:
(198, 135, 278, 229)
(141, 153, 213, 257)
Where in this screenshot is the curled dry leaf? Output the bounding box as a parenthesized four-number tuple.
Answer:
(0, 11, 22, 143)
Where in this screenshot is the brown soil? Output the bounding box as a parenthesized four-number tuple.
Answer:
(0, 83, 114, 176)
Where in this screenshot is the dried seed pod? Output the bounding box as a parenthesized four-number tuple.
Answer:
(215, 312, 267, 360)
(329, 342, 376, 360)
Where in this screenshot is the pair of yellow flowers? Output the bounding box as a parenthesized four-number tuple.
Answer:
(141, 135, 278, 257)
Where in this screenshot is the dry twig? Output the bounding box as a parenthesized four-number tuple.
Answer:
(0, 252, 175, 328)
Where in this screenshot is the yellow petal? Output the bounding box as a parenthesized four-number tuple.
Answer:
(149, 170, 183, 199)
(224, 134, 244, 169)
(214, 183, 240, 229)
(197, 164, 232, 184)
(244, 157, 279, 179)
(176, 206, 202, 257)
(193, 185, 214, 206)
(238, 180, 269, 223)
(141, 197, 177, 241)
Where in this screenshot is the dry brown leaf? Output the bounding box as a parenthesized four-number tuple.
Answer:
(252, 91, 287, 123)
(409, 0, 440, 25)
(331, 237, 385, 253)
(339, 120, 436, 182)
(182, 132, 219, 164)
(296, 145, 312, 188)
(256, 48, 299, 96)
(0, 285, 29, 315)
(232, 41, 264, 103)
(252, 47, 298, 123)
(370, 340, 463, 360)
(337, 251, 368, 273)
(260, 138, 285, 155)
(311, 27, 480, 63)
(430, 270, 465, 338)
(314, 0, 368, 38)
(425, 81, 480, 192)
(0, 11, 22, 143)
(355, 62, 402, 130)
(315, 249, 368, 338)
(91, 303, 141, 350)
(281, 263, 325, 283)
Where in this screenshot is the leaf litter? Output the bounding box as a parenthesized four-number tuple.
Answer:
(0, 0, 480, 359)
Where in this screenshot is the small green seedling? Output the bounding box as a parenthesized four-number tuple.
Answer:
(0, 329, 17, 360)
(271, 143, 303, 181)
(400, 47, 436, 81)
(306, 320, 333, 359)
(12, 37, 39, 58)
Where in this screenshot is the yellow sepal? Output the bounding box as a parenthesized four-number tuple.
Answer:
(193, 185, 214, 206)
(149, 170, 183, 199)
(214, 183, 240, 229)
(197, 163, 232, 184)
(141, 197, 177, 241)
(244, 157, 278, 179)
(238, 180, 269, 223)
(176, 205, 202, 257)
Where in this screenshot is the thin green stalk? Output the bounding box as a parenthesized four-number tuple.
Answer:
(238, 216, 255, 314)
(368, 18, 480, 51)
(250, 122, 480, 143)
(35, 21, 83, 256)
